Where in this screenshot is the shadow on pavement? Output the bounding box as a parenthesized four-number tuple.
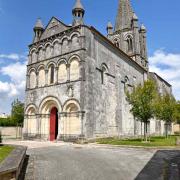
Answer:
(19, 155, 29, 180)
(135, 150, 180, 180)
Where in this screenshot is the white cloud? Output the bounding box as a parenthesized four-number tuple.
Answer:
(1, 62, 27, 83)
(0, 53, 27, 61)
(0, 61, 27, 96)
(149, 50, 180, 100)
(0, 60, 27, 114)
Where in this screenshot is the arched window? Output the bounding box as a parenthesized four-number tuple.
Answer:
(48, 65, 55, 84)
(101, 64, 108, 85)
(58, 63, 67, 82)
(70, 59, 79, 81)
(54, 42, 60, 56)
(29, 71, 36, 89)
(62, 39, 68, 54)
(50, 66, 54, 84)
(126, 36, 133, 53)
(38, 48, 44, 61)
(46, 45, 52, 59)
(31, 51, 37, 63)
(124, 76, 130, 92)
(38, 68, 45, 87)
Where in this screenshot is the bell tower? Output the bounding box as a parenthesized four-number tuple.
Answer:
(107, 0, 148, 69)
(72, 0, 85, 26)
(33, 18, 44, 43)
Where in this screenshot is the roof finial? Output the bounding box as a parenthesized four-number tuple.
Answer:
(73, 0, 84, 11)
(34, 18, 44, 30)
(72, 0, 85, 26)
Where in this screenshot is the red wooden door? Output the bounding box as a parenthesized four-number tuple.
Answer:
(50, 107, 57, 141)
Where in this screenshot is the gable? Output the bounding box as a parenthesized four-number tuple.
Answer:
(40, 17, 70, 40)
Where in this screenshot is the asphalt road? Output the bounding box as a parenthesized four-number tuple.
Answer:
(4, 141, 180, 180)
(25, 145, 156, 180)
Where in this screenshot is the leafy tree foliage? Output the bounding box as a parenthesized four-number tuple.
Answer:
(173, 101, 180, 133)
(11, 99, 24, 125)
(154, 94, 176, 138)
(126, 80, 157, 141)
(0, 131, 2, 144)
(0, 117, 17, 127)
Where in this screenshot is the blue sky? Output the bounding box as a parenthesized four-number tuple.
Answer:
(0, 0, 180, 114)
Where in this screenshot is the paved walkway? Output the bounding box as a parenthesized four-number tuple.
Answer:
(3, 140, 180, 180)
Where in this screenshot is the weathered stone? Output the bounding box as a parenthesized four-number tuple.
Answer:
(23, 0, 172, 141)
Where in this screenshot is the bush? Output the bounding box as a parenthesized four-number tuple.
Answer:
(0, 118, 17, 127)
(174, 131, 180, 135)
(0, 131, 2, 143)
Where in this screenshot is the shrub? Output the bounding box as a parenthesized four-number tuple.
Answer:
(0, 131, 2, 144)
(0, 117, 17, 127)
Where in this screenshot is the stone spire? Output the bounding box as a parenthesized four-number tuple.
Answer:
(72, 0, 85, 26)
(34, 18, 44, 30)
(73, 0, 84, 10)
(33, 18, 44, 43)
(115, 0, 134, 31)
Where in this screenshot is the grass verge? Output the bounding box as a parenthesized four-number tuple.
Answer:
(0, 145, 14, 162)
(96, 136, 179, 147)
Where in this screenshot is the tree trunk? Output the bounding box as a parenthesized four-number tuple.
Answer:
(144, 122, 148, 142)
(165, 123, 168, 139)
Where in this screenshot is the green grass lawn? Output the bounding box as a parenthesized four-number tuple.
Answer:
(0, 145, 14, 162)
(96, 136, 179, 147)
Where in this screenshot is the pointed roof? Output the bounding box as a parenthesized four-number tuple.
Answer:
(107, 21, 113, 29)
(115, 0, 134, 31)
(132, 13, 138, 20)
(34, 18, 44, 30)
(73, 0, 84, 11)
(140, 24, 146, 31)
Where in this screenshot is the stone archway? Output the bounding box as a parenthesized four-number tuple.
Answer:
(62, 100, 81, 136)
(39, 96, 62, 140)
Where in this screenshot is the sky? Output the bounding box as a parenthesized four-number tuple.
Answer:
(0, 0, 180, 114)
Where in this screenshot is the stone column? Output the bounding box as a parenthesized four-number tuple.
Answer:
(45, 69, 48, 86)
(66, 64, 70, 81)
(36, 115, 40, 138)
(26, 74, 30, 89)
(79, 61, 85, 81)
(80, 112, 85, 137)
(55, 67, 58, 84)
(36, 72, 39, 88)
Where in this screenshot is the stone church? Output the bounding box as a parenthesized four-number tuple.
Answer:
(23, 0, 172, 141)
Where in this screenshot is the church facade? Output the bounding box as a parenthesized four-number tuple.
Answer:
(23, 0, 172, 141)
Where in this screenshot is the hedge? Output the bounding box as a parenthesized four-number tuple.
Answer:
(0, 118, 17, 127)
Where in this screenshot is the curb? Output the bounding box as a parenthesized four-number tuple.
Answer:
(0, 145, 27, 180)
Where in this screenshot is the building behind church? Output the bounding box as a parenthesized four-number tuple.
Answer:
(23, 0, 172, 141)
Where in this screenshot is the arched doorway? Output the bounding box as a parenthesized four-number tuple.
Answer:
(50, 107, 58, 141)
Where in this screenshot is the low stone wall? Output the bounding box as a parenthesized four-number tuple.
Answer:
(0, 127, 22, 139)
(0, 145, 27, 180)
(173, 124, 180, 134)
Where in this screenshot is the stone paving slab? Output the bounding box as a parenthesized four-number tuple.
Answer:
(3, 140, 180, 180)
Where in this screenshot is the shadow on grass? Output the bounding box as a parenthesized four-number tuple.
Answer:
(135, 150, 180, 180)
(19, 155, 29, 180)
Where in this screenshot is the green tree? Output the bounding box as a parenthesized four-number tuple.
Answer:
(173, 101, 180, 134)
(126, 80, 157, 142)
(11, 99, 24, 125)
(0, 131, 2, 144)
(154, 94, 176, 138)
